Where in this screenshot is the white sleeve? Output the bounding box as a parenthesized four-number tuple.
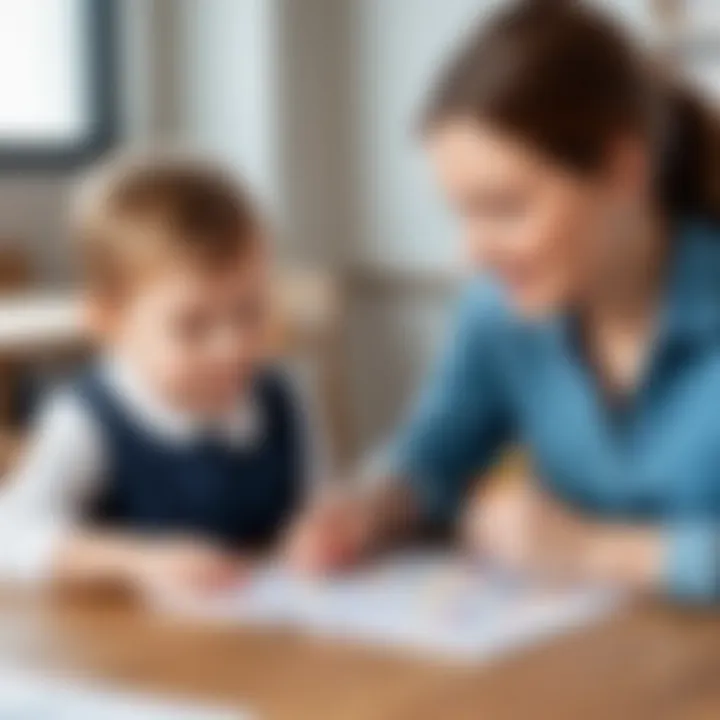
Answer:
(0, 391, 105, 583)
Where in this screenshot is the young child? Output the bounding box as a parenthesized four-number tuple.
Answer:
(0, 154, 313, 595)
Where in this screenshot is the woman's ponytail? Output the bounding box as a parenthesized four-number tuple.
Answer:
(658, 83, 720, 219)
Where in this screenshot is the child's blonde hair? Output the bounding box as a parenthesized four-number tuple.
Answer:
(73, 152, 261, 293)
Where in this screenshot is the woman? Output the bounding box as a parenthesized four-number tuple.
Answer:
(287, 0, 720, 602)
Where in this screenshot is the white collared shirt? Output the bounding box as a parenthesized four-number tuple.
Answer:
(101, 357, 265, 448)
(0, 359, 324, 583)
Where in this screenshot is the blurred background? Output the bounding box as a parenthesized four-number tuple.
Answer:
(1, 0, 720, 461)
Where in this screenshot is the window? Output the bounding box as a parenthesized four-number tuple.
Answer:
(0, 0, 118, 169)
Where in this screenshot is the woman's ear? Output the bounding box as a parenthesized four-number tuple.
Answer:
(605, 135, 653, 206)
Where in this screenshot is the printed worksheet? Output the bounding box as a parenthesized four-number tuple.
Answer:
(158, 551, 621, 662)
(0, 667, 249, 720)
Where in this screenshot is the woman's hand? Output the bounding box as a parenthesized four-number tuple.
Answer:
(284, 491, 376, 576)
(284, 481, 419, 577)
(464, 480, 663, 588)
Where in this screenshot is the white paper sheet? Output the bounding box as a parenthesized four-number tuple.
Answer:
(0, 667, 249, 720)
(157, 551, 621, 662)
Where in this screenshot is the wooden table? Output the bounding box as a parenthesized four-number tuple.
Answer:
(0, 592, 719, 720)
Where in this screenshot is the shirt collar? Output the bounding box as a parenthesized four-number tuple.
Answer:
(541, 217, 720, 353)
(100, 356, 264, 447)
(663, 217, 720, 345)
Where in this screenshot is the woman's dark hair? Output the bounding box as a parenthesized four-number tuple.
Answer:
(423, 0, 720, 220)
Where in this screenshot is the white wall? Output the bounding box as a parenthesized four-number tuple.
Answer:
(0, 0, 172, 283)
(344, 0, 499, 450)
(351, 0, 498, 272)
(174, 0, 354, 265)
(175, 0, 280, 209)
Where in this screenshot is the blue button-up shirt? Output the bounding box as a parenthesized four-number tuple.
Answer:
(393, 219, 720, 602)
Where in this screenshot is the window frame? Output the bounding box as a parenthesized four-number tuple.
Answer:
(0, 0, 119, 171)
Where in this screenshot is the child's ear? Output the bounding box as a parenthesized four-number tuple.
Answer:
(82, 291, 121, 342)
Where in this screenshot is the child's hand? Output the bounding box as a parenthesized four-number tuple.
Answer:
(129, 537, 245, 596)
(284, 493, 374, 576)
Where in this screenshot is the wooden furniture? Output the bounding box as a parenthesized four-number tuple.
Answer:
(0, 247, 36, 471)
(0, 247, 32, 294)
(0, 591, 718, 720)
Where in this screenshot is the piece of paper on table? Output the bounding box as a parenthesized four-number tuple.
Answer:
(0, 667, 249, 720)
(156, 551, 622, 662)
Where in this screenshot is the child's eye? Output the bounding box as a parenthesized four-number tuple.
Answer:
(461, 189, 531, 221)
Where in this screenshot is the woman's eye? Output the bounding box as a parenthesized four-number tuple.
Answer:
(465, 191, 529, 219)
(485, 197, 528, 218)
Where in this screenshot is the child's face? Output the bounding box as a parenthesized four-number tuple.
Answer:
(96, 247, 272, 415)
